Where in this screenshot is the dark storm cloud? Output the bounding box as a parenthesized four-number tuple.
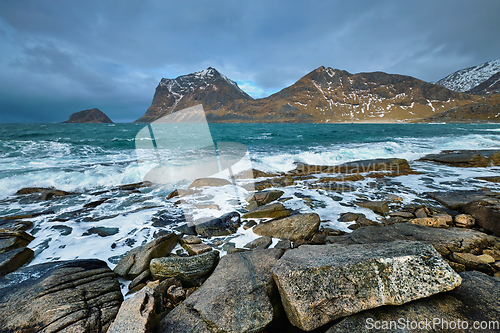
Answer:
(0, 0, 499, 122)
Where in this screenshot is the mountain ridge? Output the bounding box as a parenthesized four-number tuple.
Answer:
(135, 66, 476, 123)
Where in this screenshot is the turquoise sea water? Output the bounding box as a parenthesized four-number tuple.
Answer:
(1, 123, 500, 281)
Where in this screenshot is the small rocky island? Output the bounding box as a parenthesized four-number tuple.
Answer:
(63, 108, 113, 123)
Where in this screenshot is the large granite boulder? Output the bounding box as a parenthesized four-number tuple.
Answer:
(419, 149, 500, 167)
(107, 286, 156, 333)
(114, 232, 180, 280)
(253, 213, 320, 241)
(194, 212, 241, 237)
(0, 259, 123, 332)
(157, 248, 284, 333)
(326, 222, 496, 257)
(272, 241, 461, 331)
(150, 250, 219, 285)
(326, 271, 500, 332)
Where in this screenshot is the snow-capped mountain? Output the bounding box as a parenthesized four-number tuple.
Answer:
(135, 67, 253, 123)
(436, 59, 500, 94)
(135, 67, 475, 123)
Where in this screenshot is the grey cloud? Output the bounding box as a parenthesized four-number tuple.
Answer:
(0, 0, 499, 122)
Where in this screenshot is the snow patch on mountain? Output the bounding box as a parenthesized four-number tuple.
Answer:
(436, 59, 500, 92)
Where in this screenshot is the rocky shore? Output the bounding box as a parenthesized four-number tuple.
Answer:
(1, 149, 500, 332)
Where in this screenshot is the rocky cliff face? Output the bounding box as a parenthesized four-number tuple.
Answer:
(436, 59, 500, 94)
(63, 108, 113, 123)
(136, 67, 475, 123)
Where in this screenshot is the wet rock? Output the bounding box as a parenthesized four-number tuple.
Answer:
(242, 202, 291, 219)
(83, 226, 119, 237)
(419, 149, 500, 167)
(308, 182, 357, 192)
(150, 250, 219, 285)
(0, 230, 35, 254)
(158, 249, 284, 333)
(166, 188, 200, 200)
(181, 242, 213, 256)
(0, 219, 33, 232)
(107, 286, 156, 333)
(326, 271, 500, 333)
(356, 200, 389, 215)
(166, 285, 186, 304)
(253, 213, 321, 241)
(0, 209, 54, 220)
(476, 175, 500, 182)
(188, 178, 231, 189)
(326, 223, 495, 257)
(410, 214, 452, 228)
(290, 158, 410, 176)
(175, 223, 196, 235)
(83, 198, 108, 209)
(118, 181, 152, 191)
(273, 240, 461, 331)
(426, 189, 494, 211)
(246, 189, 284, 207)
(195, 212, 241, 237)
(338, 212, 359, 222)
(242, 220, 257, 229)
(318, 174, 365, 182)
(51, 224, 73, 235)
(464, 199, 500, 236)
(249, 175, 295, 191)
(455, 213, 476, 227)
(16, 187, 54, 195)
(114, 232, 180, 280)
(180, 235, 202, 245)
(128, 269, 151, 291)
(0, 259, 122, 333)
(0, 247, 34, 277)
(450, 252, 495, 274)
(244, 236, 272, 249)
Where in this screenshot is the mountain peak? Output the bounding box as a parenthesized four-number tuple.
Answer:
(436, 59, 500, 93)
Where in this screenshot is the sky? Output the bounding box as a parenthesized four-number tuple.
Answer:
(0, 0, 499, 123)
